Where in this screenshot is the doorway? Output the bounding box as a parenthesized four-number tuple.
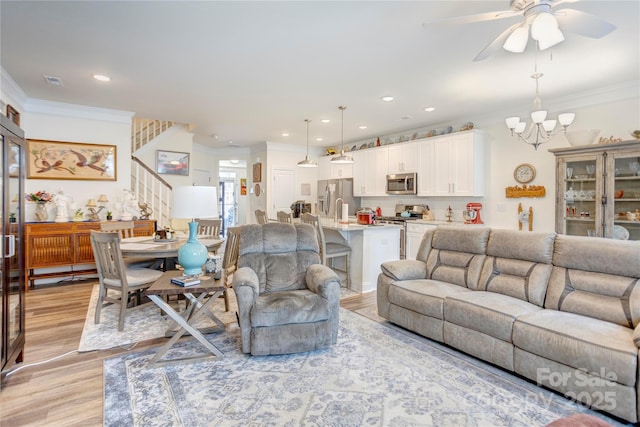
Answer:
(272, 168, 295, 214)
(219, 172, 237, 236)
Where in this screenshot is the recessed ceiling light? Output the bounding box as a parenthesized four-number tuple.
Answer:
(228, 140, 234, 144)
(400, 116, 412, 120)
(282, 132, 289, 137)
(358, 125, 367, 130)
(92, 74, 111, 82)
(424, 107, 436, 112)
(381, 96, 395, 102)
(321, 119, 330, 123)
(316, 137, 324, 142)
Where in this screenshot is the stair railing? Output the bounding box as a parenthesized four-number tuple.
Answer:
(131, 155, 172, 229)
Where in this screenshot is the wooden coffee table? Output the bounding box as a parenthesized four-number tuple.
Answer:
(144, 270, 226, 366)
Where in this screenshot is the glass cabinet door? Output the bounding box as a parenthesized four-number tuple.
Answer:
(560, 155, 603, 237)
(609, 153, 640, 241)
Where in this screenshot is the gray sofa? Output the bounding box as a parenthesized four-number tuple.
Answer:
(377, 226, 640, 423)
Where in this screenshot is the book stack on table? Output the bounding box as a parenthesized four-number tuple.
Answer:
(170, 275, 201, 287)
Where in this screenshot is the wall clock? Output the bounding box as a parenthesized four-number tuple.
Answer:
(514, 163, 536, 184)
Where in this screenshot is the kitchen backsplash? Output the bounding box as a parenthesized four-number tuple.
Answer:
(361, 196, 484, 223)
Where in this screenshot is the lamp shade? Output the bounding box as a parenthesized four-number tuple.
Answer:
(171, 186, 218, 276)
(171, 186, 218, 219)
(503, 25, 529, 53)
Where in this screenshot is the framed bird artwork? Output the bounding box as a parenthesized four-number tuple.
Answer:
(26, 139, 117, 181)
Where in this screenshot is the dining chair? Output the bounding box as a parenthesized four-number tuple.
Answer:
(276, 210, 293, 223)
(170, 217, 190, 233)
(90, 230, 163, 331)
(254, 209, 268, 224)
(100, 220, 155, 269)
(197, 218, 222, 238)
(220, 226, 242, 311)
(301, 213, 351, 287)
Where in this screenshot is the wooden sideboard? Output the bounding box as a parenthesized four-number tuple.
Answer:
(24, 220, 156, 289)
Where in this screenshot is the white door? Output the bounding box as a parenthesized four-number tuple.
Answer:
(273, 168, 295, 216)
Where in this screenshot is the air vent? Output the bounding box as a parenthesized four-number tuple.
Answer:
(43, 75, 63, 86)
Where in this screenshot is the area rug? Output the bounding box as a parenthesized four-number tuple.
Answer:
(78, 284, 239, 352)
(103, 309, 618, 427)
(80, 284, 358, 352)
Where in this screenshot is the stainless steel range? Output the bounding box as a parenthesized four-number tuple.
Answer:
(376, 204, 423, 259)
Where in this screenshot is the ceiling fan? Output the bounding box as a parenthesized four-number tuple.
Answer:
(425, 0, 616, 62)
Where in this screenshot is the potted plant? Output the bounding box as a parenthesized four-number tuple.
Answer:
(73, 208, 84, 222)
(9, 212, 16, 223)
(106, 211, 113, 221)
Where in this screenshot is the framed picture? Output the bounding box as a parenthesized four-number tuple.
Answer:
(27, 139, 117, 181)
(253, 162, 262, 182)
(6, 104, 20, 126)
(156, 150, 190, 176)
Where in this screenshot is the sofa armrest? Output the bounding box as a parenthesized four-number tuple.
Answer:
(232, 266, 260, 353)
(634, 323, 640, 349)
(306, 264, 341, 301)
(381, 259, 427, 281)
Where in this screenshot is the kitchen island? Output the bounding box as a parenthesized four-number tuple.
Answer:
(319, 218, 401, 293)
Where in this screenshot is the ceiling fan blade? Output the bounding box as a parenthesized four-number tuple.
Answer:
(423, 9, 520, 27)
(555, 8, 616, 38)
(473, 22, 523, 62)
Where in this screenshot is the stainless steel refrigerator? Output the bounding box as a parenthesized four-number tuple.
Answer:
(317, 178, 361, 219)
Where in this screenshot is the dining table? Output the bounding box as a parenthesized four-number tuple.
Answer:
(120, 235, 224, 271)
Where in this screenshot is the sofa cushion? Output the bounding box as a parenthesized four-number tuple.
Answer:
(251, 289, 329, 327)
(547, 234, 640, 328)
(444, 291, 542, 342)
(476, 229, 555, 307)
(381, 259, 427, 281)
(513, 309, 637, 387)
(388, 279, 471, 319)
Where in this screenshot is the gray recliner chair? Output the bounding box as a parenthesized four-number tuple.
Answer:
(232, 223, 341, 355)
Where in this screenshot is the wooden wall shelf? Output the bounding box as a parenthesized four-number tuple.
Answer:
(25, 220, 155, 289)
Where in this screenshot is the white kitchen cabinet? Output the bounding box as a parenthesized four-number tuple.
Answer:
(431, 131, 485, 197)
(318, 155, 353, 180)
(417, 138, 435, 196)
(388, 141, 418, 174)
(405, 222, 437, 260)
(352, 147, 388, 197)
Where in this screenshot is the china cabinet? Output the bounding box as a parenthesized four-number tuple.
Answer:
(1, 115, 26, 387)
(550, 140, 640, 240)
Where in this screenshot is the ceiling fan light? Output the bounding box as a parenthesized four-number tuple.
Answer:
(503, 26, 529, 53)
(531, 12, 558, 41)
(538, 28, 565, 51)
(505, 116, 521, 129)
(531, 110, 547, 124)
(558, 113, 575, 126)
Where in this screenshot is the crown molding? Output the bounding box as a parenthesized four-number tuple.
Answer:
(24, 99, 134, 124)
(1, 67, 28, 108)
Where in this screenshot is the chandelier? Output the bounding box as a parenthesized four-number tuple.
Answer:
(331, 105, 354, 164)
(505, 65, 575, 150)
(297, 119, 318, 168)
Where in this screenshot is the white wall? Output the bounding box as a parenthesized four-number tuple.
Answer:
(16, 101, 134, 221)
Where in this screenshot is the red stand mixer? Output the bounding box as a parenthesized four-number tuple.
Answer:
(463, 202, 484, 224)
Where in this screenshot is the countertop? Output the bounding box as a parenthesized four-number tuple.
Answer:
(319, 218, 402, 231)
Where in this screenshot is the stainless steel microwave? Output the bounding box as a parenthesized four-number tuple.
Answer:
(386, 172, 417, 195)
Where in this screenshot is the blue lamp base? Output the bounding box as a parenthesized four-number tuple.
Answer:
(178, 221, 208, 276)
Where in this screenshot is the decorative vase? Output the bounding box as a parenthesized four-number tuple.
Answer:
(177, 221, 208, 276)
(34, 202, 48, 222)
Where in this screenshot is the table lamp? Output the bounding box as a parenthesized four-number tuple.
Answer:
(171, 186, 218, 276)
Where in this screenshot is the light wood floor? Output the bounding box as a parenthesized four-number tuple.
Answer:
(0, 282, 377, 426)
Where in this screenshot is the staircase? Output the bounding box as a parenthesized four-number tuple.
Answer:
(130, 118, 176, 228)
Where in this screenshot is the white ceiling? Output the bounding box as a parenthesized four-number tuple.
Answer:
(1, 1, 638, 150)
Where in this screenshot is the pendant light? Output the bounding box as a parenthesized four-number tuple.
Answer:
(331, 105, 354, 164)
(297, 119, 318, 168)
